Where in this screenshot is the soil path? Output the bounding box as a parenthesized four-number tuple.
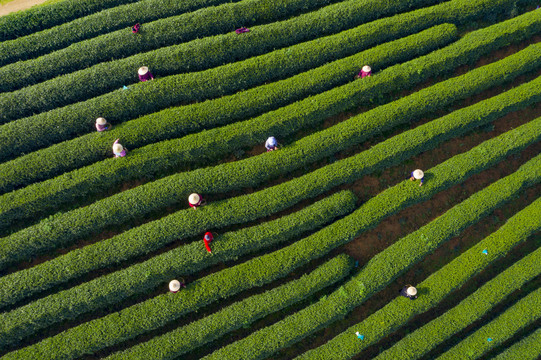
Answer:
(0, 0, 49, 16)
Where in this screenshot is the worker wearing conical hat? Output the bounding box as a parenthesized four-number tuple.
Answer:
(112, 139, 127, 158)
(138, 66, 154, 82)
(399, 285, 418, 300)
(203, 232, 213, 253)
(169, 279, 186, 293)
(188, 193, 204, 210)
(95, 117, 110, 132)
(409, 169, 424, 186)
(355, 65, 372, 79)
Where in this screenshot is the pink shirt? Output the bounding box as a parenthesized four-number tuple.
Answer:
(113, 139, 127, 157)
(139, 71, 154, 82)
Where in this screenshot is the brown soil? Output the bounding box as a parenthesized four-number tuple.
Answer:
(0, 0, 49, 16)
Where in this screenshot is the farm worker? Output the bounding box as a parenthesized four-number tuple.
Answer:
(138, 66, 154, 82)
(169, 279, 186, 293)
(132, 23, 140, 34)
(410, 169, 424, 186)
(188, 193, 206, 210)
(95, 117, 110, 132)
(399, 285, 418, 300)
(355, 65, 372, 79)
(112, 139, 127, 158)
(203, 232, 214, 253)
(265, 136, 279, 152)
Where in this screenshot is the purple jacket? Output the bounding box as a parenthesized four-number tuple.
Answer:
(113, 139, 127, 157)
(139, 71, 154, 82)
(96, 123, 108, 132)
(358, 69, 372, 78)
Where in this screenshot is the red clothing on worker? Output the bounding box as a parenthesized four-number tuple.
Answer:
(132, 23, 140, 34)
(203, 232, 213, 253)
(139, 71, 154, 82)
(189, 194, 202, 209)
(358, 69, 371, 78)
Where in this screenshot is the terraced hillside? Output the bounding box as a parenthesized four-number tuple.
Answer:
(0, 0, 539, 359)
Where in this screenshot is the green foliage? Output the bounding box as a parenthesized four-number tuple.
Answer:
(346, 200, 541, 360)
(0, 192, 356, 348)
(1, 116, 538, 351)
(0, 0, 139, 42)
(437, 286, 541, 360)
(0, 0, 364, 98)
(492, 328, 541, 360)
(0, 0, 240, 67)
(0, 0, 442, 94)
(3, 255, 353, 360)
(2, 37, 540, 261)
(0, 23, 458, 193)
(0, 0, 533, 143)
(204, 150, 541, 360)
(0, 190, 356, 309)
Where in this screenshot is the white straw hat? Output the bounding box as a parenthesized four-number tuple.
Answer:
(113, 143, 123, 153)
(169, 280, 181, 292)
(362, 65, 371, 73)
(204, 234, 211, 241)
(96, 117, 106, 125)
(138, 66, 149, 75)
(189, 193, 200, 205)
(406, 286, 417, 296)
(413, 169, 424, 180)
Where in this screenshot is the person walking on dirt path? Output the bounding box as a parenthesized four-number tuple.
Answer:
(169, 279, 186, 293)
(188, 193, 206, 210)
(410, 169, 424, 186)
(399, 285, 418, 300)
(112, 139, 127, 158)
(355, 65, 372, 79)
(132, 23, 141, 34)
(203, 232, 214, 253)
(95, 117, 110, 132)
(138, 66, 154, 82)
(265, 136, 279, 152)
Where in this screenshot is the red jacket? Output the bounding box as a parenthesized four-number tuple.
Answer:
(203, 232, 213, 253)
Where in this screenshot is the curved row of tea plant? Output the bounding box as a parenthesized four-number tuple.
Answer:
(493, 328, 541, 360)
(0, 196, 356, 350)
(437, 286, 541, 360)
(325, 199, 541, 360)
(2, 253, 353, 360)
(1, 121, 537, 349)
(0, 190, 356, 309)
(203, 150, 541, 360)
(2, 38, 539, 249)
(0, 23, 457, 194)
(0, 0, 340, 100)
(107, 255, 354, 360)
(0, 0, 244, 67)
(0, 0, 532, 148)
(0, 0, 440, 94)
(0, 0, 140, 41)
(373, 203, 541, 360)
(2, 78, 538, 322)
(0, 1, 466, 147)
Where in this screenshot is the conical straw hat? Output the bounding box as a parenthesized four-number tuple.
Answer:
(267, 136, 277, 146)
(138, 66, 149, 75)
(362, 65, 371, 72)
(189, 193, 200, 205)
(407, 286, 417, 296)
(204, 234, 211, 241)
(96, 117, 106, 125)
(113, 144, 123, 153)
(413, 169, 424, 180)
(169, 280, 181, 292)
